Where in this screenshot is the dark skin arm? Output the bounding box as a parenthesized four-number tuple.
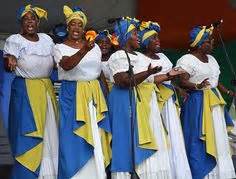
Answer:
(153, 67, 186, 85)
(59, 40, 94, 71)
(3, 54, 17, 72)
(174, 85, 188, 99)
(218, 82, 236, 97)
(170, 79, 189, 99)
(178, 73, 210, 90)
(179, 73, 236, 97)
(154, 74, 173, 85)
(113, 64, 162, 88)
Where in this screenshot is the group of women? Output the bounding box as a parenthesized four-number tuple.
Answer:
(3, 4, 236, 179)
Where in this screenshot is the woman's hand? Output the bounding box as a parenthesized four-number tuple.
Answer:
(196, 78, 210, 89)
(168, 67, 186, 77)
(227, 90, 236, 97)
(4, 55, 17, 72)
(82, 38, 95, 52)
(147, 64, 162, 75)
(175, 86, 189, 99)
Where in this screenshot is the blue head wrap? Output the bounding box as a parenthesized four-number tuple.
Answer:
(114, 17, 138, 47)
(53, 23, 68, 42)
(95, 30, 110, 42)
(139, 21, 161, 48)
(190, 26, 213, 47)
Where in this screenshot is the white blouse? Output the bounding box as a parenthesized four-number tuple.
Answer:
(108, 50, 154, 83)
(150, 53, 173, 85)
(151, 53, 173, 75)
(176, 54, 220, 88)
(101, 61, 112, 82)
(3, 33, 54, 78)
(53, 43, 102, 81)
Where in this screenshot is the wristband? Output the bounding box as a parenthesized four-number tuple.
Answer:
(195, 83, 200, 90)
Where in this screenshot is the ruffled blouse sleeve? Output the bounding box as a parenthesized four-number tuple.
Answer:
(176, 54, 196, 77)
(4, 34, 21, 58)
(108, 50, 129, 76)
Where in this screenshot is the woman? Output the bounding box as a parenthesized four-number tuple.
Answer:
(4, 4, 58, 179)
(139, 21, 192, 179)
(95, 30, 116, 86)
(53, 5, 111, 179)
(176, 25, 236, 179)
(108, 17, 173, 179)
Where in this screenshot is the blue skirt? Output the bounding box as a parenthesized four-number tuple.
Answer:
(58, 80, 111, 179)
(109, 85, 155, 172)
(180, 89, 233, 179)
(9, 77, 42, 179)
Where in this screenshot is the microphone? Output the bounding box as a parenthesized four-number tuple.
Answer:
(107, 17, 122, 24)
(206, 19, 223, 28)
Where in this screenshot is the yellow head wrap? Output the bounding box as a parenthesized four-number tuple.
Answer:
(190, 26, 214, 47)
(63, 5, 87, 28)
(19, 4, 47, 20)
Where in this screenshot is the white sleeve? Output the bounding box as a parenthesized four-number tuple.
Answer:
(94, 44, 102, 61)
(53, 45, 63, 65)
(40, 33, 53, 43)
(208, 55, 221, 76)
(176, 55, 195, 76)
(158, 53, 173, 73)
(108, 50, 129, 76)
(3, 35, 21, 58)
(44, 34, 55, 47)
(40, 33, 55, 53)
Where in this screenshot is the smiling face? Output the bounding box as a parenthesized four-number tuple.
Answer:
(67, 19, 84, 40)
(97, 37, 112, 55)
(127, 29, 140, 49)
(147, 33, 161, 53)
(21, 11, 39, 35)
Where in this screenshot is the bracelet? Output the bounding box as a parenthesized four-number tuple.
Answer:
(195, 83, 200, 90)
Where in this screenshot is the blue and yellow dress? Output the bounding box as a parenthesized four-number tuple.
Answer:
(4, 33, 59, 179)
(177, 54, 235, 179)
(53, 43, 111, 179)
(108, 50, 172, 179)
(148, 53, 192, 179)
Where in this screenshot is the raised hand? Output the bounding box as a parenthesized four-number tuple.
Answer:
(197, 78, 210, 89)
(168, 67, 186, 77)
(147, 64, 162, 75)
(82, 37, 95, 51)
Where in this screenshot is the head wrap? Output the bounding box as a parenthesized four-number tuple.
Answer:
(85, 30, 97, 41)
(139, 21, 161, 47)
(17, 4, 47, 21)
(114, 17, 139, 47)
(53, 23, 68, 42)
(190, 25, 214, 47)
(95, 30, 119, 46)
(63, 5, 87, 28)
